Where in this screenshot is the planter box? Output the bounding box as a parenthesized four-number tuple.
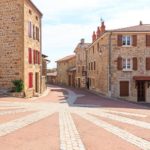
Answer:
(10, 92, 25, 98)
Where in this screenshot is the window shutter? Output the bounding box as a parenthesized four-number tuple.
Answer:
(117, 35, 122, 46)
(146, 35, 150, 46)
(117, 57, 122, 70)
(38, 51, 40, 64)
(132, 35, 137, 46)
(146, 57, 150, 70)
(29, 73, 33, 88)
(28, 48, 32, 64)
(120, 81, 129, 96)
(33, 50, 36, 64)
(133, 57, 137, 70)
(28, 22, 32, 38)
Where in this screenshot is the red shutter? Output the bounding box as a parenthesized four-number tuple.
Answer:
(29, 73, 33, 88)
(133, 57, 138, 70)
(38, 51, 40, 64)
(132, 35, 137, 46)
(117, 57, 122, 70)
(117, 35, 122, 46)
(120, 81, 129, 96)
(146, 35, 150, 46)
(146, 57, 150, 70)
(28, 48, 32, 64)
(33, 50, 36, 64)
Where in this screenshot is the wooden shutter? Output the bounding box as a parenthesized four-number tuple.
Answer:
(120, 81, 129, 96)
(29, 73, 33, 88)
(28, 48, 32, 64)
(28, 21, 32, 38)
(132, 35, 137, 46)
(117, 35, 122, 46)
(133, 57, 137, 70)
(38, 51, 40, 64)
(117, 57, 122, 70)
(146, 35, 150, 46)
(33, 50, 36, 64)
(146, 57, 150, 70)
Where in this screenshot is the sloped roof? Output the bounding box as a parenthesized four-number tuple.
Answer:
(56, 54, 76, 62)
(74, 43, 91, 52)
(109, 24, 150, 32)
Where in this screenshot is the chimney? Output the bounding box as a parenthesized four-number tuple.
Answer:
(101, 21, 106, 33)
(80, 38, 85, 44)
(139, 21, 143, 25)
(92, 31, 96, 42)
(96, 27, 101, 38)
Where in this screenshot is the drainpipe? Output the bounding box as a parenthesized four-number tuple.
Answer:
(40, 17, 42, 94)
(108, 32, 112, 97)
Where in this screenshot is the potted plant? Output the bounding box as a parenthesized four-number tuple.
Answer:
(11, 80, 24, 97)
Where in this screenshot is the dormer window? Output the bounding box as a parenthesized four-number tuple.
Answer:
(122, 36, 132, 46)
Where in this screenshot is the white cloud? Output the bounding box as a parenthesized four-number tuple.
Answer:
(32, 0, 150, 68)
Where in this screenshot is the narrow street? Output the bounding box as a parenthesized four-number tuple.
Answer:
(0, 85, 150, 150)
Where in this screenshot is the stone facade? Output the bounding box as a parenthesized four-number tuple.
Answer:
(87, 21, 150, 103)
(56, 55, 76, 86)
(74, 39, 91, 88)
(0, 0, 43, 97)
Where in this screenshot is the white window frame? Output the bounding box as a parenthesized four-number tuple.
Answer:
(122, 35, 132, 46)
(122, 58, 132, 71)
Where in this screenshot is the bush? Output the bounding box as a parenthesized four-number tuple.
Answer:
(12, 80, 24, 92)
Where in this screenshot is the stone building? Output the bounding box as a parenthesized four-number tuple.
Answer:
(56, 55, 76, 87)
(47, 72, 58, 85)
(74, 39, 91, 88)
(0, 0, 43, 97)
(87, 21, 150, 103)
(41, 54, 50, 93)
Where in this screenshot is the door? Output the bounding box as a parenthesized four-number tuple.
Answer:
(78, 78, 80, 88)
(137, 81, 146, 102)
(35, 73, 39, 93)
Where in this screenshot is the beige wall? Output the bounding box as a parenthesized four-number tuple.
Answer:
(75, 45, 87, 88)
(87, 34, 109, 95)
(24, 0, 42, 97)
(111, 32, 150, 102)
(57, 57, 76, 86)
(0, 0, 24, 89)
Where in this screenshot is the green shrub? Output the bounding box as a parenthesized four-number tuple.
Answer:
(12, 80, 24, 92)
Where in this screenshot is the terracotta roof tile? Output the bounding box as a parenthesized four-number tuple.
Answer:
(109, 24, 150, 32)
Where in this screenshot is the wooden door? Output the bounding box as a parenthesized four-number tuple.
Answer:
(137, 81, 145, 102)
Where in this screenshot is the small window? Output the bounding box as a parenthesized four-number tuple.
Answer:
(122, 36, 132, 46)
(36, 16, 38, 21)
(29, 9, 32, 15)
(123, 58, 132, 70)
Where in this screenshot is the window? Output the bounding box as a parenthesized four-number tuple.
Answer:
(33, 25, 35, 40)
(122, 36, 132, 46)
(92, 46, 94, 53)
(36, 27, 39, 41)
(120, 81, 129, 96)
(28, 21, 32, 38)
(28, 48, 32, 64)
(122, 58, 132, 70)
(29, 72, 33, 88)
(94, 61, 96, 70)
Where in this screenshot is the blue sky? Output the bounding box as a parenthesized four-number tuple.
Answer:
(32, 0, 150, 68)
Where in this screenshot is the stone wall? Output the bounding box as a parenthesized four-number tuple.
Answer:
(24, 0, 42, 97)
(111, 33, 150, 102)
(0, 0, 24, 89)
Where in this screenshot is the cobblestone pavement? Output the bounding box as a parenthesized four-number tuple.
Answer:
(0, 85, 150, 150)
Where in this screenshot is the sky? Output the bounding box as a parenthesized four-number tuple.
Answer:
(32, 0, 150, 69)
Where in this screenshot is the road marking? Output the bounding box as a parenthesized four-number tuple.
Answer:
(59, 111, 85, 150)
(90, 111, 150, 129)
(0, 110, 55, 137)
(77, 112, 150, 150)
(102, 110, 147, 118)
